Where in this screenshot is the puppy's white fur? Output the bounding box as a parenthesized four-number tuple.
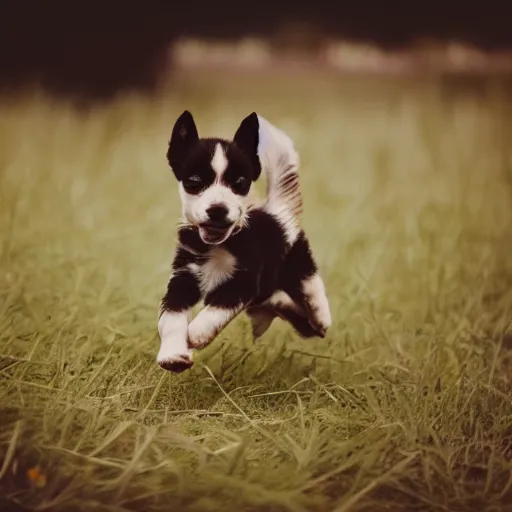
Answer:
(157, 309, 193, 366)
(210, 142, 228, 174)
(192, 246, 237, 295)
(257, 116, 302, 245)
(302, 274, 332, 331)
(188, 305, 242, 349)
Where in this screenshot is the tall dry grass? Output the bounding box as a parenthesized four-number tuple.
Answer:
(0, 73, 511, 511)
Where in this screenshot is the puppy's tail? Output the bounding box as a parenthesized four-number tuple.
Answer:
(257, 115, 302, 245)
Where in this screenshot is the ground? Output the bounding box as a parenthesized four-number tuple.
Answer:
(0, 71, 512, 512)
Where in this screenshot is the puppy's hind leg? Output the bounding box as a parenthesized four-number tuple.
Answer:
(246, 305, 277, 340)
(279, 233, 332, 338)
(267, 291, 320, 338)
(300, 273, 332, 338)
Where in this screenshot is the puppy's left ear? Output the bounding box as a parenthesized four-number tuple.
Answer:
(233, 112, 261, 181)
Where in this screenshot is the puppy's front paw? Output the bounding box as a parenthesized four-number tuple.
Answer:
(187, 306, 231, 349)
(157, 311, 193, 372)
(187, 327, 210, 350)
(157, 351, 194, 373)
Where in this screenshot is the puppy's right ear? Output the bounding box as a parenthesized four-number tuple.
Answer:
(167, 110, 199, 180)
(233, 112, 261, 181)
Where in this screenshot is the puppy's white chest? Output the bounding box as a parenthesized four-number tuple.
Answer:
(196, 247, 237, 294)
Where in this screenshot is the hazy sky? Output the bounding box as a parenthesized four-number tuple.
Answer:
(2, 2, 511, 47)
(1, 1, 510, 97)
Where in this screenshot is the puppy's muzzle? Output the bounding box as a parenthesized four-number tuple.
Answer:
(199, 219, 234, 244)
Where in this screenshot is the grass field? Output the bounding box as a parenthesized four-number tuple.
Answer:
(1, 72, 512, 512)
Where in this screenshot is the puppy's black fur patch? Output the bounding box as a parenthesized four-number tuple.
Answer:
(161, 210, 321, 337)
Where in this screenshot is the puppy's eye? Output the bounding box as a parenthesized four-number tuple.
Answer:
(231, 176, 250, 195)
(183, 175, 204, 194)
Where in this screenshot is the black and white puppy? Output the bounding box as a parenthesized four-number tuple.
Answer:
(157, 111, 331, 373)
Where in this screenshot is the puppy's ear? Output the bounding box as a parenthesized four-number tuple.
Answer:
(167, 110, 199, 180)
(233, 112, 261, 181)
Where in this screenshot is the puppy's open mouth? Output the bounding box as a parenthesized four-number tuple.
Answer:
(199, 222, 234, 245)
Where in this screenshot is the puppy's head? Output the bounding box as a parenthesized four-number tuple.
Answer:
(167, 111, 261, 245)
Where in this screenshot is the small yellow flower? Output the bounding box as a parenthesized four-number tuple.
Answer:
(27, 466, 46, 488)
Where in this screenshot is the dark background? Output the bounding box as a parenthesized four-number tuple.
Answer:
(1, 1, 511, 99)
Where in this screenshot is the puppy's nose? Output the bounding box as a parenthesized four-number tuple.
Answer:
(206, 204, 229, 224)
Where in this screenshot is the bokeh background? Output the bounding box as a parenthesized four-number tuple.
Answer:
(1, 3, 512, 511)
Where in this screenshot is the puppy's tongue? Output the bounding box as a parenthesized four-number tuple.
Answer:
(199, 227, 227, 245)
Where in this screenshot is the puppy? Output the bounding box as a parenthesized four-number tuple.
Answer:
(157, 111, 331, 373)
